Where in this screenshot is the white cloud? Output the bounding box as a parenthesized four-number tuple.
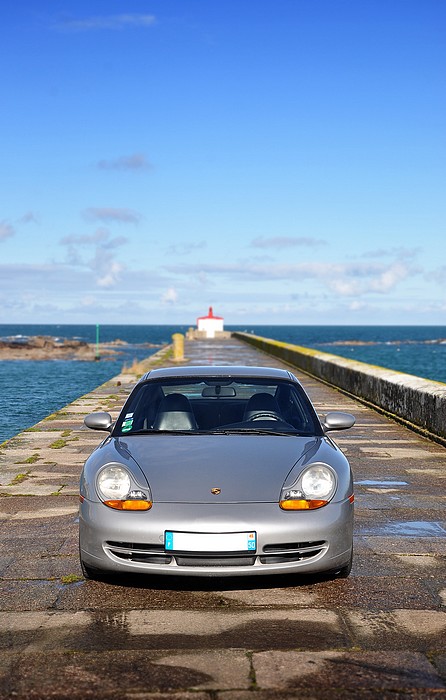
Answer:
(251, 236, 326, 249)
(166, 241, 206, 256)
(55, 14, 156, 32)
(18, 211, 39, 225)
(369, 262, 410, 293)
(165, 259, 418, 298)
(427, 266, 446, 286)
(83, 208, 141, 224)
(97, 261, 124, 288)
(328, 278, 363, 296)
(80, 296, 96, 307)
(0, 221, 15, 241)
(97, 153, 151, 171)
(362, 247, 421, 260)
(60, 228, 128, 287)
(161, 287, 179, 304)
(348, 300, 368, 311)
(60, 229, 110, 247)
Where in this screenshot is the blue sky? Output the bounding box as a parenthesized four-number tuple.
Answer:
(1, 0, 445, 326)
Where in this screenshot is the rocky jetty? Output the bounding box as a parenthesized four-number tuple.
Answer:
(0, 335, 119, 361)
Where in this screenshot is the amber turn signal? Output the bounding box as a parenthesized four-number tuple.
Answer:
(279, 499, 328, 510)
(104, 499, 153, 511)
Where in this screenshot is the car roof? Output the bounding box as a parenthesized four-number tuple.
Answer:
(141, 365, 296, 382)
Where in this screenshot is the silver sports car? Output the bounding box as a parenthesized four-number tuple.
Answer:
(79, 365, 355, 580)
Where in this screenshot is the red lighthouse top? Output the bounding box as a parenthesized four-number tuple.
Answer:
(197, 306, 223, 322)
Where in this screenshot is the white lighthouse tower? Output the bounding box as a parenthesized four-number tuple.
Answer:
(196, 306, 224, 338)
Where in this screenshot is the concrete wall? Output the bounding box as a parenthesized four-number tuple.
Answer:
(233, 332, 446, 443)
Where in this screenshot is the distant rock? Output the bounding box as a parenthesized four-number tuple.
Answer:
(0, 335, 120, 361)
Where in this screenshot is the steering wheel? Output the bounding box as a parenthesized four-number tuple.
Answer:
(247, 412, 280, 422)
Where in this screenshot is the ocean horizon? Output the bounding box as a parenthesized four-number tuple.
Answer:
(1, 323, 445, 443)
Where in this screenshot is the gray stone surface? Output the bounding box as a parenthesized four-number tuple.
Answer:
(0, 337, 445, 698)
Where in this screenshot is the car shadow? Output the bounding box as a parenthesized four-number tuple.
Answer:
(90, 569, 339, 591)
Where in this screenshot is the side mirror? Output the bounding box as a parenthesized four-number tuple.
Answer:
(84, 412, 113, 431)
(322, 412, 355, 431)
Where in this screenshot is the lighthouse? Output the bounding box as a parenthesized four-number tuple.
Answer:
(196, 306, 224, 338)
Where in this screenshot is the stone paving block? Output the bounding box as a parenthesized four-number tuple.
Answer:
(2, 553, 80, 580)
(0, 495, 76, 513)
(217, 692, 445, 700)
(155, 650, 251, 690)
(412, 578, 446, 612)
(0, 581, 62, 612)
(352, 549, 442, 577)
(58, 535, 79, 555)
(11, 504, 79, 527)
(309, 575, 439, 610)
(432, 653, 446, 680)
(0, 514, 76, 537)
(0, 612, 51, 650)
(252, 650, 445, 691)
(0, 650, 213, 698)
(124, 609, 348, 650)
(0, 534, 67, 556)
(0, 556, 13, 576)
(0, 610, 102, 652)
(346, 609, 446, 650)
(0, 482, 74, 496)
(362, 536, 446, 555)
(56, 579, 272, 611)
(215, 586, 319, 607)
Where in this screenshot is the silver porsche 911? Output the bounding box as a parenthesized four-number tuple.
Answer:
(79, 365, 355, 580)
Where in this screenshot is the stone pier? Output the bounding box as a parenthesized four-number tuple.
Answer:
(0, 336, 445, 699)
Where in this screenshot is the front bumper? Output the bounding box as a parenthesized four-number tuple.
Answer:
(79, 499, 353, 578)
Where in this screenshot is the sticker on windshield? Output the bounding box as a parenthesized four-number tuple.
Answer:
(122, 417, 134, 432)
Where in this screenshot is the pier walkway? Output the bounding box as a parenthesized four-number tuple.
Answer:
(0, 336, 445, 699)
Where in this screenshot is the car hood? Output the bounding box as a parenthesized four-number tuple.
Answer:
(114, 434, 322, 503)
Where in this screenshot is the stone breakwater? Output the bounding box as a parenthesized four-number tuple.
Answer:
(234, 332, 446, 444)
(0, 336, 117, 361)
(0, 336, 161, 361)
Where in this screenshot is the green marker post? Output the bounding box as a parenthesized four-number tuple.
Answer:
(95, 323, 100, 361)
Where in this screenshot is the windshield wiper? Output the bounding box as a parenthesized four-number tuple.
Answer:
(119, 429, 199, 436)
(210, 428, 298, 436)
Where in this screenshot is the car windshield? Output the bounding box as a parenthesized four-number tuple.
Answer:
(114, 377, 322, 436)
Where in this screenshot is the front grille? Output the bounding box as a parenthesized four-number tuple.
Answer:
(175, 555, 256, 567)
(105, 541, 172, 565)
(105, 539, 326, 568)
(107, 541, 165, 552)
(260, 540, 326, 564)
(263, 540, 325, 552)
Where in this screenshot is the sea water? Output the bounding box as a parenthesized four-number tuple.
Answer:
(0, 324, 445, 443)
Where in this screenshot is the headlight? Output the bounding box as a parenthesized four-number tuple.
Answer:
(280, 463, 336, 510)
(301, 465, 335, 499)
(96, 465, 152, 511)
(97, 466, 131, 500)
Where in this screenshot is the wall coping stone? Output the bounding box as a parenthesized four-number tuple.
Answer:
(233, 332, 446, 443)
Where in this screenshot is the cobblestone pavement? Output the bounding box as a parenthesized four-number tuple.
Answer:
(0, 337, 445, 699)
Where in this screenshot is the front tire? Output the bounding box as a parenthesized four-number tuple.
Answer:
(80, 557, 104, 581)
(332, 548, 353, 579)
(79, 540, 108, 581)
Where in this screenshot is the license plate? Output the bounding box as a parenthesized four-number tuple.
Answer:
(165, 531, 257, 553)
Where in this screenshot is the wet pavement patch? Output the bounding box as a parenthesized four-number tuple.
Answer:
(253, 650, 446, 691)
(360, 521, 446, 537)
(0, 650, 212, 698)
(355, 479, 408, 486)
